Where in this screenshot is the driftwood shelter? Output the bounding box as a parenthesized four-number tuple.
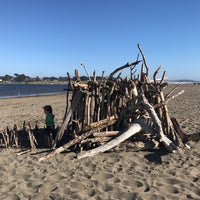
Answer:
(0, 44, 196, 160)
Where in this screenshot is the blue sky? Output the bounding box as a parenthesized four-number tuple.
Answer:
(0, 0, 200, 80)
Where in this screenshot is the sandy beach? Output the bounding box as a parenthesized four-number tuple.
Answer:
(0, 84, 199, 200)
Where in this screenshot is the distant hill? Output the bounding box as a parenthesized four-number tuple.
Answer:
(167, 79, 200, 84)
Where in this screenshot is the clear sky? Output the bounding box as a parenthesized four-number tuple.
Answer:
(0, 0, 200, 80)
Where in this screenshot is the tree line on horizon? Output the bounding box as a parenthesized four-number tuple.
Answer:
(0, 73, 102, 83)
(1, 73, 199, 84)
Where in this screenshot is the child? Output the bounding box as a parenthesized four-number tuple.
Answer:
(43, 105, 55, 147)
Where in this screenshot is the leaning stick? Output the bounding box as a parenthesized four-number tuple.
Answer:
(81, 63, 91, 81)
(141, 93, 177, 153)
(159, 70, 166, 85)
(17, 149, 31, 156)
(153, 65, 162, 84)
(52, 90, 84, 148)
(165, 84, 181, 98)
(137, 43, 149, 74)
(171, 117, 189, 144)
(154, 90, 185, 109)
(166, 90, 185, 101)
(1, 131, 8, 148)
(28, 129, 36, 149)
(62, 72, 73, 121)
(108, 60, 141, 79)
(130, 53, 139, 80)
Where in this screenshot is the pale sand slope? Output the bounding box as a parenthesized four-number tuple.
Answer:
(0, 85, 199, 200)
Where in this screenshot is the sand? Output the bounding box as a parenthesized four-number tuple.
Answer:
(0, 84, 199, 200)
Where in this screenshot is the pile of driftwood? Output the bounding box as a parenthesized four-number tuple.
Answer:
(0, 44, 195, 160)
(38, 44, 191, 161)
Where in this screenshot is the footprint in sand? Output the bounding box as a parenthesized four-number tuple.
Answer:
(112, 177, 121, 183)
(91, 172, 114, 181)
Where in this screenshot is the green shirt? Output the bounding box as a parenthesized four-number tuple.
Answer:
(45, 113, 55, 129)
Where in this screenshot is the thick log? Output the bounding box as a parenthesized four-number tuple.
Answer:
(93, 131, 120, 137)
(77, 123, 142, 159)
(83, 116, 116, 131)
(77, 119, 152, 159)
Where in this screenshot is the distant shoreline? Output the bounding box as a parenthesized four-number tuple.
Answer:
(0, 81, 67, 85)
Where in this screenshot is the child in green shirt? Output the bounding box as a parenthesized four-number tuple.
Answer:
(43, 105, 55, 147)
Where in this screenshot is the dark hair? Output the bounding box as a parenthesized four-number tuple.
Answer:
(43, 105, 53, 113)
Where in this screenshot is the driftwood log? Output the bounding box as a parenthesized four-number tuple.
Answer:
(77, 119, 151, 159)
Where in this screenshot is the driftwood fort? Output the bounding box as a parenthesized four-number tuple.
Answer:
(0, 44, 197, 161)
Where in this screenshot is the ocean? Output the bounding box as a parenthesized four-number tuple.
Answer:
(0, 84, 68, 98)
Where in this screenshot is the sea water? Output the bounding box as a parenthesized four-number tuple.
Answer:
(0, 84, 68, 98)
